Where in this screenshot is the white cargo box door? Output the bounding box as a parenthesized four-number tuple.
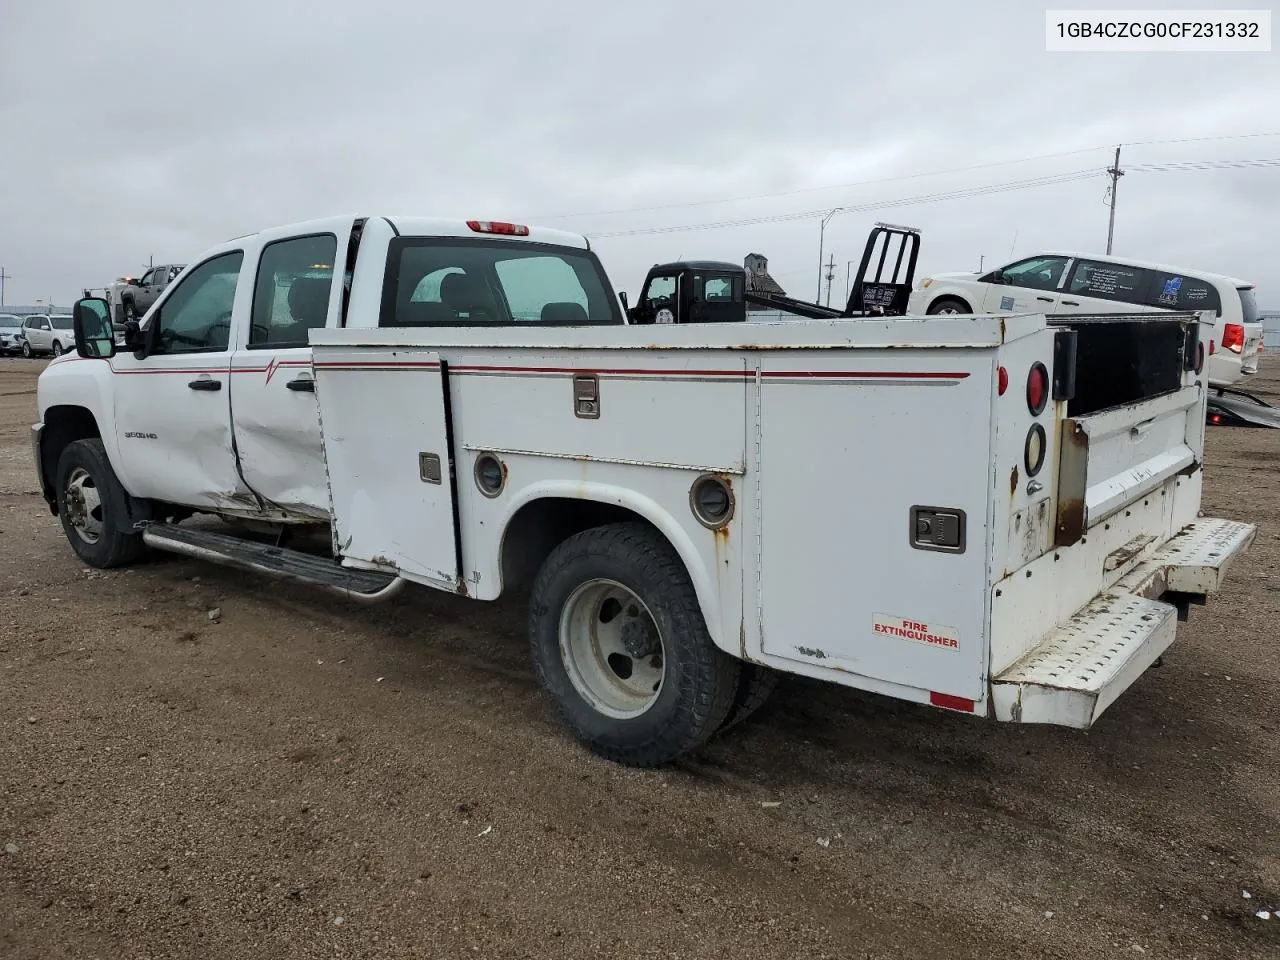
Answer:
(312, 346, 460, 589)
(752, 354, 991, 703)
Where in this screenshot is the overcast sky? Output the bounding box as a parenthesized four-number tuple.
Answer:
(1, 0, 1277, 309)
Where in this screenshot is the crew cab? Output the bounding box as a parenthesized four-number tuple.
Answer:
(34, 215, 1255, 767)
(908, 252, 1263, 390)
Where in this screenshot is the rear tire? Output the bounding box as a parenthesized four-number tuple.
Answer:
(528, 522, 741, 767)
(719, 662, 779, 732)
(927, 296, 971, 315)
(55, 439, 144, 569)
(123, 300, 137, 322)
(52, 341, 64, 357)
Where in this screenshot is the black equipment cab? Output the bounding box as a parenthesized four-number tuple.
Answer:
(621, 222, 921, 325)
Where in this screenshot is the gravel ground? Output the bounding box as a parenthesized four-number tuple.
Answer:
(1, 355, 1277, 959)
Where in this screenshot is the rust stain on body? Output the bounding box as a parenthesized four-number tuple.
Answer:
(1010, 465, 1019, 496)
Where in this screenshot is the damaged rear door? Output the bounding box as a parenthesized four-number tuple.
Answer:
(229, 223, 355, 519)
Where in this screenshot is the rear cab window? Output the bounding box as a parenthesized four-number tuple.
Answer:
(380, 238, 623, 328)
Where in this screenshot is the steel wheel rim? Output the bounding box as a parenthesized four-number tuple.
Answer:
(559, 578, 665, 719)
(65, 467, 104, 544)
(937, 305, 959, 314)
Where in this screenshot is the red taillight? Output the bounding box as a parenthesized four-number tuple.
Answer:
(467, 220, 530, 236)
(1027, 362, 1049, 416)
(998, 366, 1009, 396)
(1211, 413, 1223, 424)
(1223, 323, 1244, 354)
(1209, 339, 1216, 355)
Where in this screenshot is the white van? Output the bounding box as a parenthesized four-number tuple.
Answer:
(908, 252, 1263, 388)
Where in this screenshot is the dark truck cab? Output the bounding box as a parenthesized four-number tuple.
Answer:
(621, 223, 922, 326)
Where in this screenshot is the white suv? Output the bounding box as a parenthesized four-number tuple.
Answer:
(20, 314, 76, 358)
(908, 252, 1262, 388)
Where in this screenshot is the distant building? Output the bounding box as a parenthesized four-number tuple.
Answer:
(1262, 310, 1280, 347)
(0, 304, 71, 316)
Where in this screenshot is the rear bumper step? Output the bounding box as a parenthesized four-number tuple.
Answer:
(992, 518, 1255, 728)
(141, 524, 405, 602)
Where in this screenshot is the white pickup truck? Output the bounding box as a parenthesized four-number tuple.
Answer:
(34, 214, 1255, 766)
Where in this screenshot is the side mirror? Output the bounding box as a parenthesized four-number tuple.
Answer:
(122, 319, 145, 352)
(990, 269, 1005, 284)
(73, 297, 116, 359)
(618, 291, 629, 312)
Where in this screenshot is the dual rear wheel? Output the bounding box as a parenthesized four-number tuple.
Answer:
(529, 522, 776, 766)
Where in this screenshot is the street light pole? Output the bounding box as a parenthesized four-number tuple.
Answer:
(844, 258, 858, 304)
(817, 208, 842, 301)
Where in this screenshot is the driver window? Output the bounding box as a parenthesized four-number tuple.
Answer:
(644, 275, 676, 308)
(152, 251, 244, 355)
(999, 256, 1070, 291)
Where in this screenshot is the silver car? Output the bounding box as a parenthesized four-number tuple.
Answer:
(0, 314, 23, 355)
(21, 314, 75, 358)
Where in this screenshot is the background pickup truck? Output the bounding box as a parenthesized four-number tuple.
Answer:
(35, 214, 1254, 767)
(120, 263, 186, 322)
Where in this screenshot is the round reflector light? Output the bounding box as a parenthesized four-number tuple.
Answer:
(1025, 423, 1047, 478)
(1027, 362, 1049, 416)
(998, 366, 1009, 396)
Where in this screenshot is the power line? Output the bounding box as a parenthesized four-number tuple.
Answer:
(523, 131, 1280, 223)
(587, 168, 1103, 239)
(1127, 157, 1280, 172)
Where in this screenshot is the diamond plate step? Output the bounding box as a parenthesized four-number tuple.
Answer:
(992, 593, 1177, 728)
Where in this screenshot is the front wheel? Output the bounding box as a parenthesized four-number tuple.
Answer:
(927, 296, 971, 315)
(21, 341, 32, 358)
(529, 522, 741, 767)
(55, 439, 144, 568)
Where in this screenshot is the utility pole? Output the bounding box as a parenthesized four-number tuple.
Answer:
(823, 255, 837, 307)
(0, 266, 9, 307)
(1105, 145, 1124, 255)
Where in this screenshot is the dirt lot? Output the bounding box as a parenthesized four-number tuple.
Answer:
(1, 356, 1277, 959)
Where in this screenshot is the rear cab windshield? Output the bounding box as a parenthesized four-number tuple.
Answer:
(380, 238, 623, 328)
(1237, 287, 1260, 324)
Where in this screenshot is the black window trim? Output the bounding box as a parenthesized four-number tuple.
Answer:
(379, 236, 624, 329)
(147, 248, 245, 356)
(246, 231, 339, 351)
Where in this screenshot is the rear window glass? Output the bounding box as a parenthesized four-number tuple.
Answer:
(1237, 287, 1260, 323)
(1147, 271, 1223, 315)
(381, 239, 622, 327)
(1068, 261, 1150, 302)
